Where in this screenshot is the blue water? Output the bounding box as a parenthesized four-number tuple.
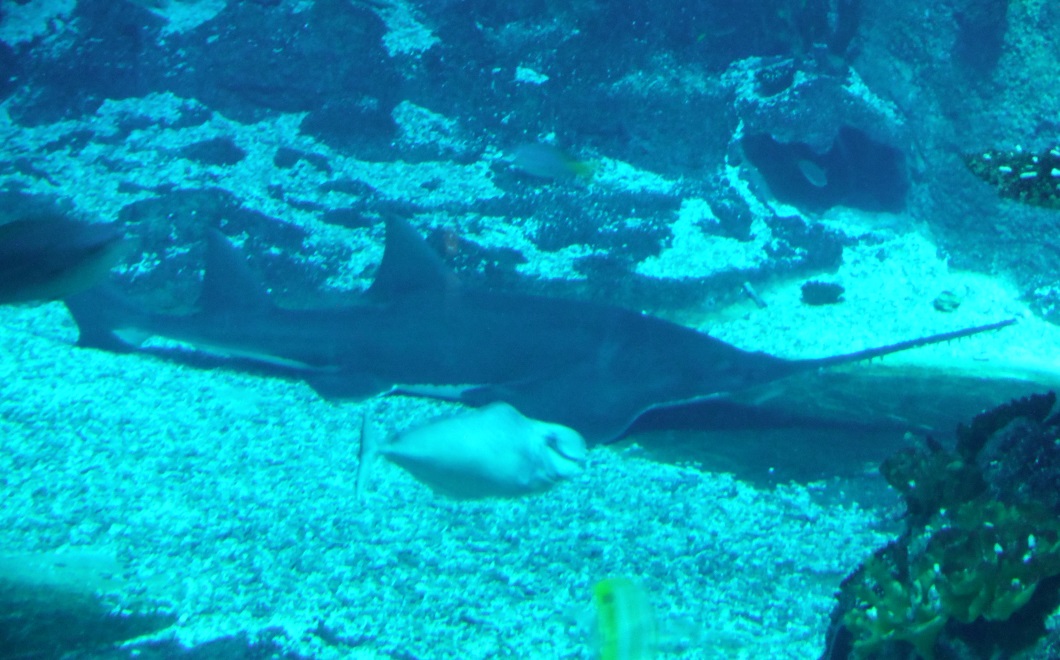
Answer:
(1, 0, 1058, 658)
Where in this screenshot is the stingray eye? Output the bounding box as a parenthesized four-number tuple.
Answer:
(546, 432, 585, 463)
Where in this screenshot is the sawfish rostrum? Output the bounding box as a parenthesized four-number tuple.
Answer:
(64, 218, 1015, 444)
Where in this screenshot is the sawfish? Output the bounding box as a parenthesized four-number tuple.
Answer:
(64, 218, 1015, 444)
(0, 216, 125, 305)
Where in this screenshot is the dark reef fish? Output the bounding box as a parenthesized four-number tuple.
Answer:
(64, 218, 1014, 444)
(964, 145, 1060, 209)
(0, 216, 125, 305)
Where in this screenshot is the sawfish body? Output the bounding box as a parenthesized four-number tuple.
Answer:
(64, 219, 1015, 444)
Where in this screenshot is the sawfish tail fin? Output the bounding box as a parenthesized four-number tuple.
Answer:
(810, 318, 1018, 368)
(356, 414, 382, 502)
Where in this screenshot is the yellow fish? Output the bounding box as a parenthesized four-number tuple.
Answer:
(510, 143, 596, 181)
(592, 577, 658, 660)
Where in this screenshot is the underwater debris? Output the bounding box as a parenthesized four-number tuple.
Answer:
(964, 146, 1060, 209)
(800, 280, 844, 305)
(741, 281, 768, 309)
(824, 391, 1060, 660)
(932, 290, 962, 313)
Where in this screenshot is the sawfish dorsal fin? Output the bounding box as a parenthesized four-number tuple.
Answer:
(200, 229, 273, 312)
(366, 217, 456, 301)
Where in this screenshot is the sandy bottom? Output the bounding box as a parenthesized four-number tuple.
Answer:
(0, 301, 895, 659)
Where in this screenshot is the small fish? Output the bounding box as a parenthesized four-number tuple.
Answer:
(582, 577, 719, 658)
(0, 216, 125, 305)
(510, 142, 596, 180)
(796, 158, 828, 187)
(356, 402, 587, 500)
(591, 577, 658, 660)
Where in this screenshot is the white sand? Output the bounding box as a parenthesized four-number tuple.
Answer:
(0, 301, 889, 659)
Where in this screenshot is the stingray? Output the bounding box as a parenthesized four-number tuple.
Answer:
(356, 402, 587, 499)
(64, 217, 1015, 444)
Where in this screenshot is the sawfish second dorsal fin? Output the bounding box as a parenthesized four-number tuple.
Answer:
(366, 217, 456, 302)
(200, 229, 273, 312)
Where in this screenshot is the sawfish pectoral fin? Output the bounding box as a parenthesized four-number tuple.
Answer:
(64, 286, 143, 353)
(355, 414, 382, 502)
(305, 372, 389, 400)
(457, 376, 654, 446)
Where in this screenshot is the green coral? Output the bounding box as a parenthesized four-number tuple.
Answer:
(879, 392, 1056, 525)
(842, 546, 947, 659)
(879, 437, 984, 526)
(842, 500, 1060, 659)
(830, 393, 1060, 659)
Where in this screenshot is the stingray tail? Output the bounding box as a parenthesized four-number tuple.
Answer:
(810, 318, 1017, 368)
(355, 414, 381, 501)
